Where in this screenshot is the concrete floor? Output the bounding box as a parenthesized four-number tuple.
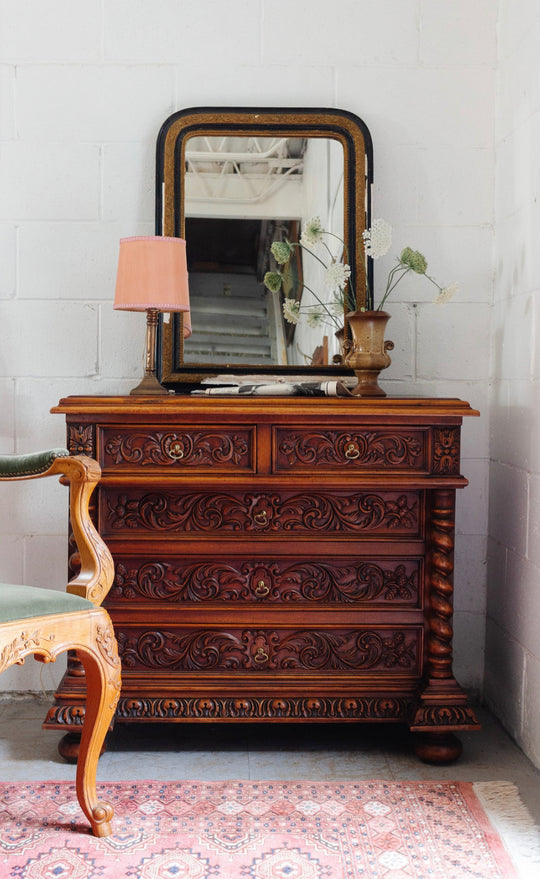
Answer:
(1, 696, 539, 827)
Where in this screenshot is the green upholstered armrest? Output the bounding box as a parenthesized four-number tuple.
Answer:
(0, 449, 70, 479)
(0, 583, 93, 623)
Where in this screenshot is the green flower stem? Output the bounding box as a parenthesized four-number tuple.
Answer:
(321, 231, 356, 310)
(424, 272, 443, 293)
(278, 271, 342, 330)
(377, 264, 410, 310)
(296, 242, 329, 271)
(359, 250, 373, 311)
(298, 238, 354, 317)
(298, 282, 342, 330)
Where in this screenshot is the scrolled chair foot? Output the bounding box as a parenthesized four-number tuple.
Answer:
(90, 801, 115, 838)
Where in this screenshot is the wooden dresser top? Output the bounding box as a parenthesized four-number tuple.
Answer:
(52, 395, 479, 423)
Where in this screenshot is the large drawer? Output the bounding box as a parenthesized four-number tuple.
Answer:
(101, 488, 422, 537)
(98, 425, 255, 473)
(115, 625, 423, 675)
(108, 555, 423, 608)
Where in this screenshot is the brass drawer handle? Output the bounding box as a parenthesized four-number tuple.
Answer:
(254, 579, 270, 597)
(254, 510, 268, 526)
(169, 442, 184, 460)
(344, 443, 360, 460)
(254, 647, 269, 663)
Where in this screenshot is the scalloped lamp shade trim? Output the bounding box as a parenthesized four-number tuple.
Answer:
(114, 236, 191, 338)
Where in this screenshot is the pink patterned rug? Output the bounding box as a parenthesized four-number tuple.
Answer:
(0, 779, 532, 878)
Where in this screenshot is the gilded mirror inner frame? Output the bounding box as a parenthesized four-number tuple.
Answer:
(155, 107, 373, 390)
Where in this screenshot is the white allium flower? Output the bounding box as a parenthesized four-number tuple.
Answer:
(363, 218, 392, 259)
(325, 261, 351, 294)
(300, 216, 324, 247)
(434, 282, 459, 305)
(282, 298, 300, 324)
(306, 310, 323, 328)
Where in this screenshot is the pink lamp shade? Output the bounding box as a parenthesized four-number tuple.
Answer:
(114, 236, 191, 337)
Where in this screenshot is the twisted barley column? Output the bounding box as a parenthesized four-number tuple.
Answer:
(427, 488, 456, 681)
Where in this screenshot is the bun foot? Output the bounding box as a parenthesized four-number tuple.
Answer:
(414, 732, 462, 764)
(58, 732, 107, 763)
(58, 732, 81, 763)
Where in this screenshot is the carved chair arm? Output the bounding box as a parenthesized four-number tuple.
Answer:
(0, 450, 114, 607)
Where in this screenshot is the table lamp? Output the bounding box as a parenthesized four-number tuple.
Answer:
(114, 235, 191, 395)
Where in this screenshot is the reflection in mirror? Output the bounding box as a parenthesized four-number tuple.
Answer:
(182, 135, 345, 369)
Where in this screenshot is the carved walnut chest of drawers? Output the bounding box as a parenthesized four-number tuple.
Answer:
(46, 395, 479, 763)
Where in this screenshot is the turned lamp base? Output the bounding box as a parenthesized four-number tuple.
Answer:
(129, 372, 169, 396)
(129, 308, 170, 396)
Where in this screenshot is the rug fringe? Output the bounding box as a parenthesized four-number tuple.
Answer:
(473, 781, 540, 879)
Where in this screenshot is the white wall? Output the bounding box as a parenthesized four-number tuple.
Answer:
(0, 1, 495, 699)
(485, 0, 540, 766)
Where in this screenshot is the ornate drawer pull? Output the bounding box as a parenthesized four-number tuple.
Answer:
(254, 579, 270, 597)
(344, 443, 360, 459)
(254, 647, 269, 663)
(168, 442, 184, 460)
(254, 510, 268, 526)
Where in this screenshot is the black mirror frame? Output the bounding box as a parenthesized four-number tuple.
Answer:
(155, 107, 373, 390)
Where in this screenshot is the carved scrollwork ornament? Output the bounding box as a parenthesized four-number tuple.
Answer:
(96, 623, 121, 668)
(106, 490, 419, 535)
(115, 626, 419, 672)
(111, 558, 419, 604)
(104, 430, 250, 468)
(278, 430, 424, 468)
(0, 631, 56, 672)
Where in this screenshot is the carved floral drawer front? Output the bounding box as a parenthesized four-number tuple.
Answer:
(102, 489, 421, 537)
(109, 556, 422, 606)
(116, 626, 422, 674)
(99, 426, 254, 472)
(274, 428, 427, 472)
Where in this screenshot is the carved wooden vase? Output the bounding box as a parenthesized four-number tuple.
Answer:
(344, 310, 394, 397)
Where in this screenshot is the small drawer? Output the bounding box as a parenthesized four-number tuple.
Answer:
(99, 425, 254, 472)
(273, 427, 427, 472)
(108, 555, 423, 608)
(101, 488, 422, 538)
(116, 625, 422, 675)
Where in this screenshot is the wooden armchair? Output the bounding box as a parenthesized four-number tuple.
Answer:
(0, 450, 120, 837)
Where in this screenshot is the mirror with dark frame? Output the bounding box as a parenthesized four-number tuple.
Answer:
(155, 108, 373, 390)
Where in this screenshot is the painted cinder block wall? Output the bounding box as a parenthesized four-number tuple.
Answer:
(485, 0, 540, 767)
(0, 0, 504, 748)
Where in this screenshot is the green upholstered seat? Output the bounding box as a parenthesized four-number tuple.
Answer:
(0, 583, 94, 623)
(0, 449, 69, 479)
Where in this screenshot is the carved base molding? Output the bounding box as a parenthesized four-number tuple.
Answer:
(45, 694, 411, 725)
(115, 695, 411, 721)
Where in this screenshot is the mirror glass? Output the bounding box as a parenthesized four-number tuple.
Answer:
(156, 109, 372, 389)
(184, 135, 344, 368)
